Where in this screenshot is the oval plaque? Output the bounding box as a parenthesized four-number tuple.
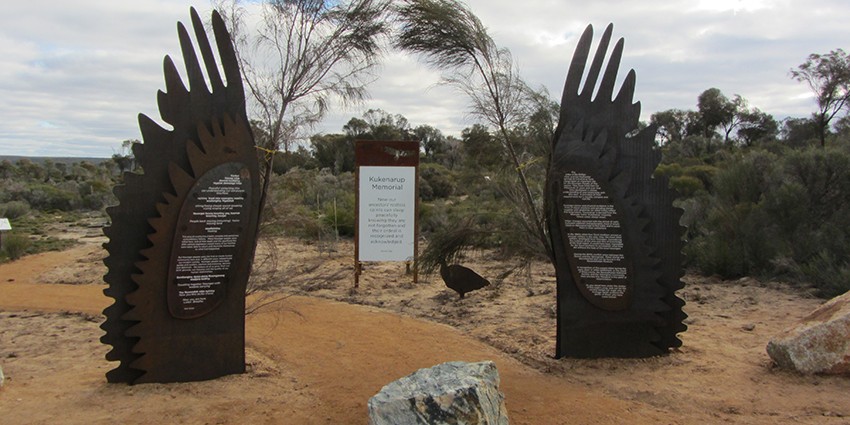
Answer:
(167, 162, 252, 319)
(558, 168, 633, 311)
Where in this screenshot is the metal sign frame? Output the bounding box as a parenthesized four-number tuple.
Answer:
(354, 140, 420, 287)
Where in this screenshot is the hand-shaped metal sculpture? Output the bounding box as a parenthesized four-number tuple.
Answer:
(547, 24, 687, 358)
(101, 8, 260, 383)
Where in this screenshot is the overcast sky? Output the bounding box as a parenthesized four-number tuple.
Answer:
(1, 0, 848, 158)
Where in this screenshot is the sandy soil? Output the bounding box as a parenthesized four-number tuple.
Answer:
(1, 231, 849, 424)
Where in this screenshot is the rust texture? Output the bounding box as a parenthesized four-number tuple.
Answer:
(101, 8, 259, 383)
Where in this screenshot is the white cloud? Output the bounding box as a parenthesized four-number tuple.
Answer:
(1, 0, 849, 157)
(693, 0, 776, 13)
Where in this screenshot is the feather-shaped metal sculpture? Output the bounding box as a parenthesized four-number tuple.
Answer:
(547, 24, 687, 358)
(101, 8, 260, 383)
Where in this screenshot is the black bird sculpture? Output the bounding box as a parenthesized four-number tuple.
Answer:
(439, 259, 490, 299)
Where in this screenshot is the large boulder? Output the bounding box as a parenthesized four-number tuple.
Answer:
(767, 291, 850, 375)
(368, 361, 509, 425)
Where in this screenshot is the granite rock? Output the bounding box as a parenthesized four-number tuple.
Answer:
(368, 361, 509, 425)
(767, 291, 850, 375)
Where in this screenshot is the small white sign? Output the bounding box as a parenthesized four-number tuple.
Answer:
(0, 218, 11, 231)
(358, 166, 416, 262)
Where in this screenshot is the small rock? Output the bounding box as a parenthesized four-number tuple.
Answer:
(368, 361, 509, 425)
(0, 365, 4, 387)
(767, 291, 850, 375)
(742, 324, 756, 331)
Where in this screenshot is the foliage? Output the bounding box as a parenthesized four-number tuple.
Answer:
(459, 124, 503, 171)
(661, 135, 723, 164)
(681, 144, 850, 295)
(261, 167, 355, 240)
(1, 232, 31, 260)
(321, 192, 356, 237)
(216, 0, 393, 241)
(790, 48, 850, 146)
(418, 218, 482, 275)
(414, 124, 448, 161)
(738, 109, 778, 146)
(653, 88, 779, 149)
(419, 163, 455, 201)
(0, 200, 31, 219)
(111, 139, 138, 173)
(0, 158, 117, 214)
(696, 88, 747, 141)
(271, 146, 318, 174)
(0, 211, 81, 262)
(779, 117, 819, 148)
(795, 251, 850, 298)
(668, 175, 703, 197)
(311, 133, 355, 174)
(394, 0, 553, 263)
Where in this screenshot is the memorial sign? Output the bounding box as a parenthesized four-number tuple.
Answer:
(547, 24, 687, 358)
(167, 162, 253, 318)
(558, 166, 633, 311)
(358, 166, 416, 261)
(100, 8, 260, 384)
(355, 140, 419, 285)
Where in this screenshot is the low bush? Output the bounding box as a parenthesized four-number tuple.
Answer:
(0, 200, 30, 219)
(684, 145, 850, 296)
(2, 232, 31, 260)
(796, 251, 850, 297)
(669, 175, 703, 197)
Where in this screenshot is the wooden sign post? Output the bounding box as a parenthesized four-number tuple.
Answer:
(354, 140, 420, 287)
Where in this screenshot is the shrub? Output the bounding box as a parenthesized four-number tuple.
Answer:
(23, 183, 79, 211)
(669, 175, 703, 197)
(654, 163, 683, 178)
(321, 192, 355, 237)
(2, 232, 31, 260)
(683, 144, 850, 296)
(686, 202, 777, 277)
(418, 178, 434, 201)
(796, 251, 850, 298)
(712, 150, 777, 205)
(783, 147, 850, 224)
(420, 163, 455, 200)
(682, 164, 718, 190)
(0, 200, 31, 219)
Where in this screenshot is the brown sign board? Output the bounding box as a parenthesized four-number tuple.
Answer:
(354, 140, 420, 285)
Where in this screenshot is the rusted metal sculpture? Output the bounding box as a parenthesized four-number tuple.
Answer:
(547, 24, 687, 358)
(101, 8, 260, 383)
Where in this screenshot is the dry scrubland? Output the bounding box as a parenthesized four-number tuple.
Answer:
(1, 223, 849, 424)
